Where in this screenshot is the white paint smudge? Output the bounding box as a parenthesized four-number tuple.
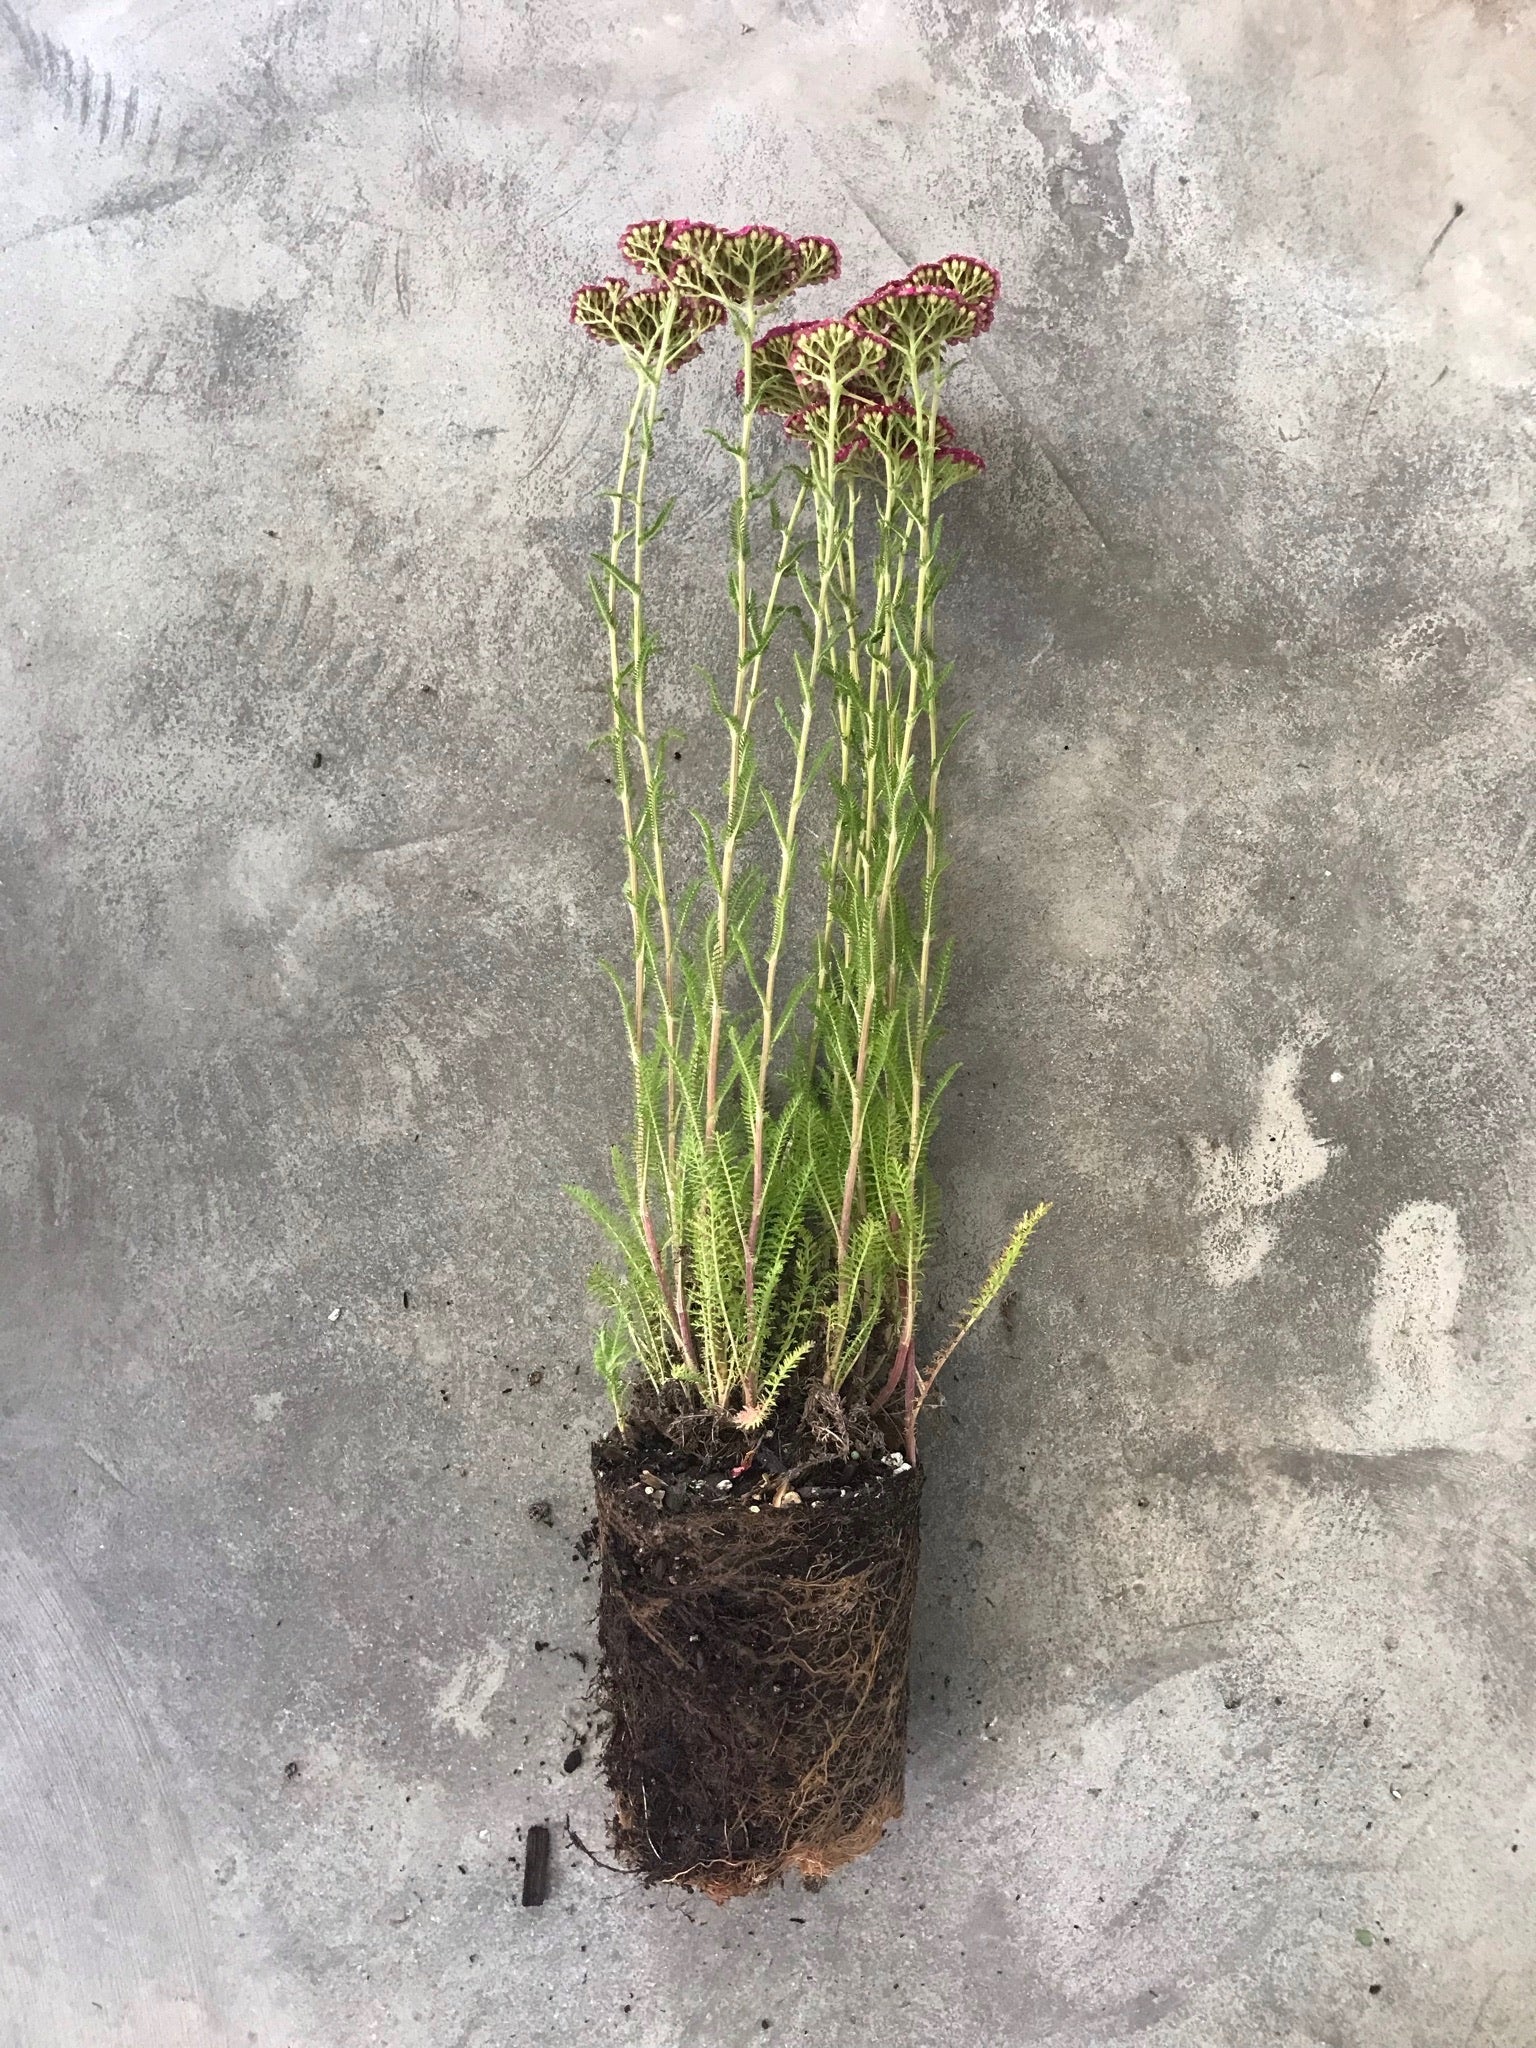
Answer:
(431, 1642, 508, 1740)
(1361, 1202, 1468, 1445)
(1192, 1044, 1331, 1286)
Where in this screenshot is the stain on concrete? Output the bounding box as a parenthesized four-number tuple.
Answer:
(120, 298, 300, 416)
(430, 1641, 509, 1741)
(1192, 1042, 1331, 1285)
(1361, 1200, 1468, 1445)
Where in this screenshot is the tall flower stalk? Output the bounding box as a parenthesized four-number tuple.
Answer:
(569, 226, 1046, 1456)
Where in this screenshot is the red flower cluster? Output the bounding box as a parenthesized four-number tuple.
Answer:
(743, 254, 1001, 485)
(571, 228, 999, 483)
(570, 273, 725, 374)
(571, 220, 842, 372)
(620, 219, 842, 302)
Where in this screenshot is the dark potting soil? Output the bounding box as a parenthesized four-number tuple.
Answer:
(591, 1408, 923, 1901)
(593, 1420, 911, 1512)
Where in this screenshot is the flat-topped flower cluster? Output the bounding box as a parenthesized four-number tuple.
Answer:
(573, 221, 994, 484)
(569, 218, 1042, 1458)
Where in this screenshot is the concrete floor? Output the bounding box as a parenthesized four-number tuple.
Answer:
(2, 1, 1534, 2042)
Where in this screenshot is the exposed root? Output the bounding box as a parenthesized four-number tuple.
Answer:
(592, 1430, 922, 1899)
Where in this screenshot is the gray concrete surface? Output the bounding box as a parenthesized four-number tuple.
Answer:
(2, 2, 1533, 2042)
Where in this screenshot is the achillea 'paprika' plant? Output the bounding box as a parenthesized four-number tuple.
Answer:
(570, 216, 1047, 1900)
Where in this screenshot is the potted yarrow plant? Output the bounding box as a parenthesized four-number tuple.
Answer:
(569, 218, 1046, 1900)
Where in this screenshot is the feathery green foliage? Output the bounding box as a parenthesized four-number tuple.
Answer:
(567, 222, 1042, 1456)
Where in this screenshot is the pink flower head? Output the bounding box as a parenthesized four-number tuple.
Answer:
(668, 222, 802, 309)
(571, 277, 632, 338)
(571, 277, 722, 372)
(849, 282, 979, 366)
(788, 318, 890, 398)
(782, 400, 875, 464)
(856, 402, 923, 466)
(904, 255, 1001, 332)
(663, 291, 726, 370)
(873, 394, 958, 446)
(932, 445, 986, 492)
(846, 357, 907, 405)
(852, 404, 985, 487)
(618, 218, 691, 280)
(793, 234, 841, 287)
(738, 321, 818, 414)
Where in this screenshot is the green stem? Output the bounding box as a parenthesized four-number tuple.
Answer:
(812, 470, 869, 1043)
(829, 352, 941, 1380)
(620, 303, 701, 1375)
(604, 380, 652, 1203)
(597, 354, 698, 1376)
(703, 319, 762, 1145)
(628, 355, 683, 1240)
(898, 371, 945, 1366)
(741, 432, 837, 1392)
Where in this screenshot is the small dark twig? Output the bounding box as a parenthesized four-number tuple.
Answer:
(564, 1817, 627, 1874)
(1417, 199, 1465, 282)
(521, 1823, 551, 1906)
